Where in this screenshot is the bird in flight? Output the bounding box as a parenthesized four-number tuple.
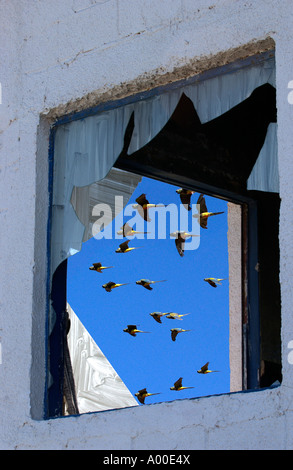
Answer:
(123, 325, 150, 336)
(136, 279, 167, 290)
(166, 312, 190, 320)
(135, 388, 161, 404)
(133, 193, 165, 222)
(170, 230, 199, 257)
(170, 377, 194, 391)
(193, 193, 224, 229)
(102, 281, 129, 292)
(89, 262, 113, 273)
(149, 312, 169, 323)
(197, 362, 220, 374)
(116, 222, 148, 237)
(175, 188, 195, 211)
(115, 240, 140, 253)
(170, 328, 191, 342)
(204, 277, 228, 288)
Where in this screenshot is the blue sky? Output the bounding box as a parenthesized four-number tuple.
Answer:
(67, 175, 230, 407)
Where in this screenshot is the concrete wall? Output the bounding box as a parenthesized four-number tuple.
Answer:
(1, 0, 293, 450)
(228, 202, 243, 393)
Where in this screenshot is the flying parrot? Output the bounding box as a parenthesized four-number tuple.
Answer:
(197, 362, 220, 374)
(170, 230, 199, 257)
(149, 312, 169, 323)
(133, 193, 166, 222)
(102, 281, 129, 292)
(89, 262, 113, 273)
(135, 388, 161, 404)
(115, 240, 140, 253)
(175, 188, 195, 211)
(170, 328, 191, 342)
(123, 325, 150, 336)
(116, 222, 148, 237)
(193, 193, 224, 229)
(170, 377, 194, 391)
(165, 312, 190, 320)
(204, 277, 228, 288)
(136, 279, 167, 290)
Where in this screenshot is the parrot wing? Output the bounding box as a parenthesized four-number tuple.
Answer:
(201, 362, 209, 372)
(197, 193, 208, 214)
(175, 237, 185, 257)
(173, 377, 183, 389)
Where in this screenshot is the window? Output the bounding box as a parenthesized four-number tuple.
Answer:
(46, 50, 280, 418)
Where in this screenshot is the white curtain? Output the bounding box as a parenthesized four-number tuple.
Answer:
(247, 122, 279, 192)
(51, 107, 134, 274)
(51, 56, 277, 276)
(183, 58, 275, 123)
(66, 304, 138, 414)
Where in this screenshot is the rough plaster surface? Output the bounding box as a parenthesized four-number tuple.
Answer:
(228, 203, 242, 393)
(1, 0, 293, 450)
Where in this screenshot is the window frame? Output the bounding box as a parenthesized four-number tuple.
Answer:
(46, 49, 277, 418)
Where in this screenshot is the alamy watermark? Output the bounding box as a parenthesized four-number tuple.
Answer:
(91, 196, 201, 251)
(288, 80, 293, 104)
(287, 340, 293, 365)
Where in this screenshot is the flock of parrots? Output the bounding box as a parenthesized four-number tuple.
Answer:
(89, 188, 227, 404)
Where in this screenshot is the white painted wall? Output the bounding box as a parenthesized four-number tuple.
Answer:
(1, 0, 293, 450)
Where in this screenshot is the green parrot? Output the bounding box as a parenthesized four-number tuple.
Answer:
(133, 193, 166, 222)
(116, 222, 148, 237)
(197, 362, 220, 374)
(170, 328, 191, 342)
(165, 312, 190, 320)
(135, 388, 161, 404)
(89, 262, 113, 273)
(170, 230, 199, 257)
(102, 281, 129, 292)
(193, 193, 224, 229)
(204, 277, 228, 287)
(123, 325, 150, 337)
(170, 377, 194, 391)
(115, 239, 140, 253)
(136, 279, 167, 290)
(149, 312, 169, 323)
(175, 188, 195, 211)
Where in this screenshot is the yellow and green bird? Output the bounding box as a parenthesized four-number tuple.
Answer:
(116, 222, 148, 237)
(89, 262, 113, 273)
(135, 388, 161, 404)
(170, 328, 191, 342)
(170, 377, 194, 391)
(193, 193, 224, 229)
(175, 188, 195, 211)
(149, 312, 169, 323)
(133, 193, 166, 222)
(170, 230, 199, 257)
(123, 324, 150, 337)
(136, 279, 167, 291)
(102, 281, 129, 292)
(115, 240, 140, 253)
(197, 362, 220, 374)
(204, 277, 228, 288)
(166, 312, 190, 320)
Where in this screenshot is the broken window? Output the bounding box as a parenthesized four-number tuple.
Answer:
(47, 51, 280, 418)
